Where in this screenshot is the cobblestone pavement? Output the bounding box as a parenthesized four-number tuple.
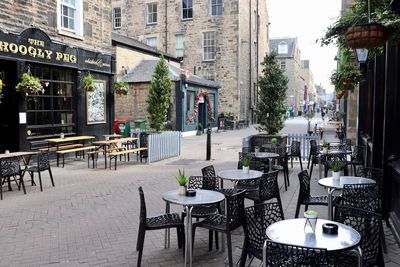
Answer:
(0, 118, 399, 266)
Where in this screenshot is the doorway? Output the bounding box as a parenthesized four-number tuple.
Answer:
(0, 60, 19, 152)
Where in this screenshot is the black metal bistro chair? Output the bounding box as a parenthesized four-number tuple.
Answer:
(332, 205, 384, 267)
(264, 146, 290, 191)
(136, 187, 184, 267)
(193, 190, 246, 267)
(244, 171, 284, 219)
(239, 202, 284, 267)
(295, 170, 331, 218)
(288, 140, 303, 170)
(236, 152, 267, 192)
(349, 145, 365, 175)
(27, 152, 54, 192)
(264, 240, 328, 266)
(0, 157, 26, 200)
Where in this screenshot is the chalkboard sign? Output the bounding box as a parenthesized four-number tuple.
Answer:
(86, 80, 106, 124)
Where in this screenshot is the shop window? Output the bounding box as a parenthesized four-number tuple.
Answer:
(58, 0, 83, 36)
(182, 0, 193, 20)
(146, 3, 157, 25)
(203, 31, 216, 61)
(211, 0, 222, 16)
(113, 7, 121, 29)
(26, 65, 76, 139)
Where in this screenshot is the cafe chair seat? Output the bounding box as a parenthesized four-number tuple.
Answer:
(27, 152, 54, 192)
(146, 213, 183, 229)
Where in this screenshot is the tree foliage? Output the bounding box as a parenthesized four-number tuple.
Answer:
(256, 52, 288, 134)
(146, 55, 172, 131)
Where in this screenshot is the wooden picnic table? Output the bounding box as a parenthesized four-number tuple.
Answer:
(92, 137, 138, 169)
(103, 134, 123, 140)
(45, 136, 96, 167)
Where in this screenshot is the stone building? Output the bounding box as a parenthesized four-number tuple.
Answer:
(111, 0, 269, 123)
(269, 37, 303, 116)
(0, 0, 114, 151)
(301, 60, 316, 111)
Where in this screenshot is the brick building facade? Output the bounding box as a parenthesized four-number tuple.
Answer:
(112, 0, 269, 123)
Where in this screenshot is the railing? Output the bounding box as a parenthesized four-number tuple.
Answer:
(148, 131, 181, 163)
(287, 133, 320, 160)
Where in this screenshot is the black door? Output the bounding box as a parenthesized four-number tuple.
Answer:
(198, 102, 207, 130)
(0, 60, 19, 152)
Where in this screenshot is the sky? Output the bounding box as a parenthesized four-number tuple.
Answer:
(267, 0, 342, 93)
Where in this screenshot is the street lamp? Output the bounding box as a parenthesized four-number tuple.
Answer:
(354, 48, 368, 63)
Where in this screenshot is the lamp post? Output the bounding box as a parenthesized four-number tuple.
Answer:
(354, 48, 368, 63)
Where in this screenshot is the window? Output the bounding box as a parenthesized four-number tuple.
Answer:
(146, 37, 157, 48)
(203, 31, 216, 61)
(58, 0, 83, 36)
(182, 0, 193, 19)
(211, 0, 222, 16)
(280, 60, 286, 70)
(175, 34, 185, 58)
(278, 41, 288, 54)
(113, 7, 121, 29)
(146, 3, 157, 25)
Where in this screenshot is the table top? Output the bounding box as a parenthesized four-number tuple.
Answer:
(46, 136, 96, 143)
(266, 218, 361, 251)
(249, 152, 279, 159)
(0, 151, 38, 159)
(92, 137, 137, 145)
(162, 189, 225, 206)
(319, 176, 376, 189)
(319, 149, 352, 155)
(103, 134, 123, 139)
(218, 169, 263, 181)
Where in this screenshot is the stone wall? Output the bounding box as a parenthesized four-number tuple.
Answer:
(0, 0, 112, 53)
(112, 0, 269, 122)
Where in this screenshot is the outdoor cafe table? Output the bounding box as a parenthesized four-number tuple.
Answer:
(45, 135, 96, 150)
(162, 189, 225, 267)
(265, 218, 362, 267)
(92, 137, 138, 169)
(248, 152, 279, 170)
(217, 169, 263, 192)
(103, 134, 123, 140)
(318, 149, 352, 180)
(0, 151, 38, 191)
(318, 176, 376, 220)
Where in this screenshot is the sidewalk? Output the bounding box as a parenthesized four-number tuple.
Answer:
(0, 122, 398, 266)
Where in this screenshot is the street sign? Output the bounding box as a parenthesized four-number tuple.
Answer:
(185, 68, 190, 79)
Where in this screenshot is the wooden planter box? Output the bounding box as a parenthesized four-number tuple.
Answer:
(345, 23, 388, 48)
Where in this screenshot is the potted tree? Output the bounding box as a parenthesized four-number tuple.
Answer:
(15, 72, 44, 95)
(176, 169, 188, 195)
(113, 81, 129, 95)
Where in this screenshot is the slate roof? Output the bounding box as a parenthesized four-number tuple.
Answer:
(269, 37, 297, 58)
(119, 59, 219, 88)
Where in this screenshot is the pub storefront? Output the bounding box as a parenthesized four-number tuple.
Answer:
(0, 27, 114, 151)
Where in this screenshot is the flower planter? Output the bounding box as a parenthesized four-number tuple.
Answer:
(336, 91, 345, 99)
(179, 185, 187, 195)
(242, 166, 249, 174)
(345, 23, 388, 48)
(332, 171, 340, 182)
(115, 88, 128, 95)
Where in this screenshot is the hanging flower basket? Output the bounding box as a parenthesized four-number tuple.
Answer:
(15, 73, 43, 94)
(0, 79, 4, 93)
(336, 90, 345, 99)
(345, 23, 388, 48)
(113, 81, 129, 95)
(81, 73, 96, 92)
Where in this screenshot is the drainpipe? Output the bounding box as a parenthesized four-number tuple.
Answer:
(164, 0, 168, 53)
(255, 0, 260, 124)
(248, 0, 252, 122)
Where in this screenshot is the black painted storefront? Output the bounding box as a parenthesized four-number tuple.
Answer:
(0, 27, 114, 151)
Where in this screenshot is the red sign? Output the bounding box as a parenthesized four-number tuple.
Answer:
(185, 68, 190, 79)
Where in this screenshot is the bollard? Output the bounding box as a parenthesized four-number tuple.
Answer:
(206, 128, 211, 160)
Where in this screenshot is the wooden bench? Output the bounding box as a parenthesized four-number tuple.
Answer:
(108, 147, 148, 170)
(39, 144, 83, 152)
(56, 145, 96, 167)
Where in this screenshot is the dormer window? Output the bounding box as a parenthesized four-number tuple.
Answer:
(278, 41, 288, 54)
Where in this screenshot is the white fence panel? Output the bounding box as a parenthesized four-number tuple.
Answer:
(287, 133, 320, 160)
(148, 131, 181, 163)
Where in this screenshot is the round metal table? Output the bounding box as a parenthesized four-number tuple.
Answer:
(318, 176, 376, 220)
(162, 189, 225, 267)
(265, 218, 362, 266)
(248, 152, 279, 170)
(218, 169, 263, 192)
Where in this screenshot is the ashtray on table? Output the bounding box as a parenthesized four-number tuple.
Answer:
(186, 189, 196, 197)
(322, 223, 338, 235)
